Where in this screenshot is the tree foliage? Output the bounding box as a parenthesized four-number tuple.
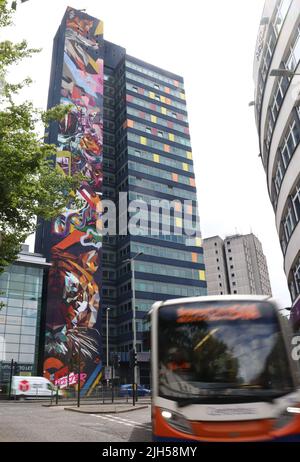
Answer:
(0, 0, 80, 272)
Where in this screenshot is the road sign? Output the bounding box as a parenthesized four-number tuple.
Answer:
(137, 352, 150, 362)
(104, 366, 112, 380)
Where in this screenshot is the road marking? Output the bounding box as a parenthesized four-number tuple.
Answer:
(103, 414, 152, 429)
(91, 414, 152, 431)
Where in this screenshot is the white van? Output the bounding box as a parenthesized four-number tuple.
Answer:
(11, 376, 60, 399)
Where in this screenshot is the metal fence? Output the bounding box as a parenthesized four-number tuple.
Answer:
(0, 382, 151, 405)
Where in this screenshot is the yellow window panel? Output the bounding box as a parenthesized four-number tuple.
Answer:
(153, 154, 160, 163)
(180, 92, 186, 100)
(88, 56, 101, 73)
(195, 237, 202, 247)
(149, 91, 155, 99)
(186, 152, 192, 160)
(186, 204, 193, 215)
(182, 163, 189, 172)
(161, 95, 166, 103)
(161, 107, 167, 115)
(94, 21, 104, 36)
(174, 201, 182, 212)
(175, 217, 182, 228)
(169, 133, 175, 142)
(151, 115, 157, 123)
(199, 270, 206, 281)
(140, 136, 147, 145)
(56, 150, 71, 176)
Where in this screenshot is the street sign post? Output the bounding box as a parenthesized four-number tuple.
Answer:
(104, 366, 112, 381)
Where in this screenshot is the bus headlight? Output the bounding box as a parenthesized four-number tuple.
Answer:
(161, 409, 193, 434)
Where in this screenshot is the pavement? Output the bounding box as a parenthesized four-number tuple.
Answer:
(42, 398, 151, 414)
(64, 403, 149, 413)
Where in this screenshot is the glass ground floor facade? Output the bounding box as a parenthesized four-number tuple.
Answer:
(0, 248, 49, 383)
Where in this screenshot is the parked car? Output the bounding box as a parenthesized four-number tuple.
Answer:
(119, 384, 151, 397)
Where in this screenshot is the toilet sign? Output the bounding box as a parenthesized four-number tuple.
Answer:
(18, 380, 30, 392)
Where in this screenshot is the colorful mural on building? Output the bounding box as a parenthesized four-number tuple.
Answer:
(43, 8, 104, 396)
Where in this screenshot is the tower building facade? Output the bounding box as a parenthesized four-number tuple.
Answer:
(35, 7, 206, 390)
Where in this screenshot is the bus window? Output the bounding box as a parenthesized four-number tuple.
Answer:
(151, 297, 300, 442)
(158, 301, 293, 400)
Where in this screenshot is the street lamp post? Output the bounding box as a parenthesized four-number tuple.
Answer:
(124, 251, 143, 403)
(77, 341, 81, 408)
(73, 326, 86, 408)
(106, 307, 110, 387)
(269, 68, 300, 78)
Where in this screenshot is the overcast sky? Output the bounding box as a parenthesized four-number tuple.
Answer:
(4, 0, 292, 309)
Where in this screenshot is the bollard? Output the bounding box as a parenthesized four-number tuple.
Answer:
(55, 386, 59, 405)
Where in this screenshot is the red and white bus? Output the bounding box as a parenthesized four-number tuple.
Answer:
(150, 295, 300, 442)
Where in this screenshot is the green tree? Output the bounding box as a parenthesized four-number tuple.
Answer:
(0, 0, 79, 273)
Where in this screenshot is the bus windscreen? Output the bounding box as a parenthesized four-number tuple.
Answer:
(158, 301, 294, 404)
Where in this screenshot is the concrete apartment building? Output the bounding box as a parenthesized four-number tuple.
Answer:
(202, 236, 229, 296)
(203, 234, 272, 296)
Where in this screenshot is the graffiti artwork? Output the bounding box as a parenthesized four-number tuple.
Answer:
(43, 8, 104, 396)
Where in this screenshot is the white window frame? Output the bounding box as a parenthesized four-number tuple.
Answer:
(293, 257, 300, 296)
(286, 26, 300, 71)
(275, 161, 283, 193)
(266, 115, 274, 149)
(283, 206, 295, 240)
(292, 184, 300, 221)
(281, 120, 297, 167)
(273, 0, 292, 38)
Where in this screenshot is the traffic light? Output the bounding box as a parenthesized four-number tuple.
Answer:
(13, 361, 19, 375)
(129, 349, 137, 369)
(113, 353, 120, 369)
(11, 0, 29, 11)
(129, 349, 133, 369)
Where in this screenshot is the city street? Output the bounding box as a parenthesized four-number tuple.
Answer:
(0, 401, 152, 442)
